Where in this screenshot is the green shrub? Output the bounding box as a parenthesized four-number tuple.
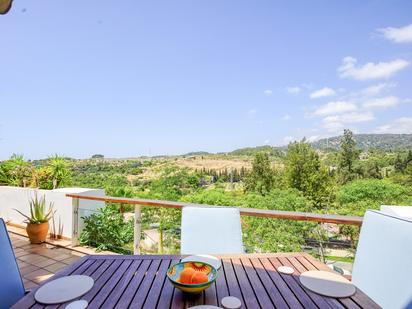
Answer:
(337, 179, 407, 206)
(79, 206, 134, 254)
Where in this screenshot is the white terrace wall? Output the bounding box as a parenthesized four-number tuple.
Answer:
(0, 186, 105, 239)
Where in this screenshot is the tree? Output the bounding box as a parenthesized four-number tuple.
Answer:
(285, 140, 334, 208)
(394, 153, 404, 173)
(244, 152, 275, 195)
(0, 154, 33, 186)
(338, 129, 360, 183)
(47, 155, 72, 188)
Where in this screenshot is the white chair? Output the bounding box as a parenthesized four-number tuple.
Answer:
(180, 206, 243, 254)
(380, 205, 412, 220)
(352, 210, 412, 309)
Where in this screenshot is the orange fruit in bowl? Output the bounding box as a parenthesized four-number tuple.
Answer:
(191, 271, 209, 284)
(178, 267, 196, 284)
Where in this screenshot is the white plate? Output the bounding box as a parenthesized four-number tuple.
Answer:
(35, 275, 94, 305)
(66, 300, 88, 309)
(221, 296, 242, 309)
(181, 254, 221, 270)
(277, 266, 294, 275)
(299, 270, 356, 298)
(188, 305, 222, 309)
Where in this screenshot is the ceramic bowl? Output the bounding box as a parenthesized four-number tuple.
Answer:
(167, 261, 217, 293)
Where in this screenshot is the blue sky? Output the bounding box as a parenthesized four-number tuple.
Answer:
(1, 0, 411, 159)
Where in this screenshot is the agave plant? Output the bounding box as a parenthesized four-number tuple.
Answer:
(15, 194, 55, 224)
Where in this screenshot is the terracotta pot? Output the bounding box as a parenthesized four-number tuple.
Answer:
(26, 222, 49, 244)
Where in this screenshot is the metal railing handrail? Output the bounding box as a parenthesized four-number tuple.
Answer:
(66, 194, 363, 225)
(67, 193, 363, 254)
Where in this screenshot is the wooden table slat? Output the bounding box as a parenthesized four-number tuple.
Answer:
(12, 253, 379, 309)
(241, 258, 275, 309)
(285, 256, 337, 308)
(222, 258, 247, 309)
(142, 259, 172, 309)
(231, 258, 261, 308)
(100, 259, 142, 307)
(130, 259, 162, 307)
(270, 257, 318, 308)
(293, 256, 346, 309)
(250, 258, 289, 309)
(157, 259, 180, 309)
(89, 259, 133, 307)
(114, 259, 152, 309)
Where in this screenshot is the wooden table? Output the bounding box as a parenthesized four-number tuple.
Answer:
(12, 253, 379, 309)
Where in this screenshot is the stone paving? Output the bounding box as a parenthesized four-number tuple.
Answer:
(10, 233, 85, 289)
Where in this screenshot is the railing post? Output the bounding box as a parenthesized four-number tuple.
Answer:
(72, 197, 79, 246)
(134, 205, 141, 255)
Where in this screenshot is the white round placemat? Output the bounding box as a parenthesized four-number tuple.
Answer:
(66, 300, 88, 309)
(181, 254, 221, 270)
(35, 275, 94, 304)
(221, 296, 242, 309)
(278, 266, 294, 275)
(188, 305, 221, 309)
(299, 270, 356, 298)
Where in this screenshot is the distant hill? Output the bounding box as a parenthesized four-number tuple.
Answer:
(183, 151, 211, 156)
(311, 134, 412, 151)
(229, 145, 286, 156)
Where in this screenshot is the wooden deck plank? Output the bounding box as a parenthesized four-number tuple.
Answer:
(241, 257, 275, 309)
(250, 258, 289, 309)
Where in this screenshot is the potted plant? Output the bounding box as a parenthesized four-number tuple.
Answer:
(15, 194, 55, 244)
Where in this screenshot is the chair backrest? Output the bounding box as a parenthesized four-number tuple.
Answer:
(0, 218, 25, 309)
(380, 205, 412, 220)
(352, 210, 412, 309)
(181, 206, 243, 254)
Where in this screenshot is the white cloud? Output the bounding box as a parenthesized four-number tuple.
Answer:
(306, 135, 320, 142)
(323, 121, 345, 133)
(322, 112, 374, 133)
(375, 117, 412, 133)
(362, 96, 400, 109)
(286, 86, 301, 94)
(310, 87, 336, 99)
(313, 101, 357, 116)
(264, 139, 270, 144)
(248, 109, 257, 115)
(323, 112, 375, 124)
(264, 89, 273, 96)
(378, 23, 412, 43)
(282, 114, 291, 121)
(283, 136, 295, 143)
(338, 57, 410, 80)
(361, 83, 394, 97)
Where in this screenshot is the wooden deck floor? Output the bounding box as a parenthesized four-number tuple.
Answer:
(10, 233, 85, 289)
